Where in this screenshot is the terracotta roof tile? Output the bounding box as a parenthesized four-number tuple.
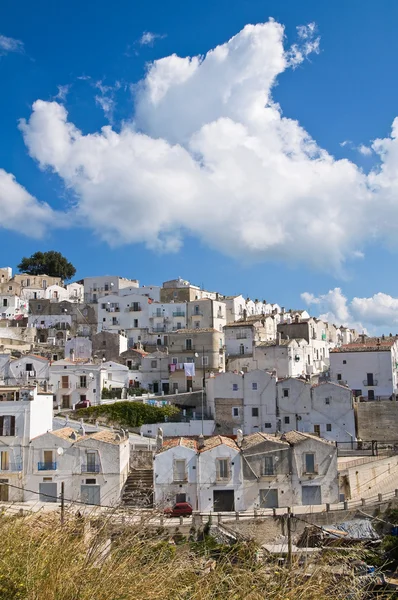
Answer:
(157, 437, 198, 453)
(200, 435, 238, 452)
(282, 431, 335, 446)
(50, 427, 83, 442)
(241, 432, 289, 449)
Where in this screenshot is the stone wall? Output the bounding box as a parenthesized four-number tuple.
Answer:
(356, 401, 398, 440)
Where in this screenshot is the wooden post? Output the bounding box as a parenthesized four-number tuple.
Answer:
(60, 482, 65, 525)
(287, 507, 293, 568)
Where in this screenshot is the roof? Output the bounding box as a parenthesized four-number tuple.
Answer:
(80, 430, 127, 445)
(240, 432, 289, 450)
(281, 431, 335, 446)
(49, 427, 83, 442)
(224, 318, 264, 328)
(256, 339, 292, 348)
(157, 437, 198, 453)
(200, 435, 238, 452)
(331, 336, 397, 353)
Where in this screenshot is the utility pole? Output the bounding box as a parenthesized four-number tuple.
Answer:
(287, 506, 292, 568)
(60, 481, 65, 525)
(201, 345, 205, 436)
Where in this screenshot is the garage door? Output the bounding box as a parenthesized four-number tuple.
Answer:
(213, 490, 235, 512)
(39, 482, 58, 502)
(259, 489, 278, 508)
(81, 485, 101, 505)
(302, 485, 322, 505)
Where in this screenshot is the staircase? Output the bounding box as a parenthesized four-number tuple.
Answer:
(121, 468, 154, 507)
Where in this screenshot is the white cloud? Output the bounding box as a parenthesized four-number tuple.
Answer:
(301, 288, 398, 333)
(138, 31, 165, 47)
(0, 34, 23, 55)
(14, 19, 398, 268)
(0, 169, 57, 237)
(54, 84, 71, 102)
(358, 144, 372, 156)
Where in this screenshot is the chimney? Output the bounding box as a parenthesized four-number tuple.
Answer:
(243, 309, 247, 322)
(156, 427, 164, 451)
(70, 431, 77, 441)
(198, 433, 205, 449)
(236, 429, 243, 447)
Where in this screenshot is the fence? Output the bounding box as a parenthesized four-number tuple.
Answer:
(336, 439, 398, 456)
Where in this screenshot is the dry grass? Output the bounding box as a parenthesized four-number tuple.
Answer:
(0, 511, 384, 600)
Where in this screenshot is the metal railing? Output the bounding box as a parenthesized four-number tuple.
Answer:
(336, 439, 398, 456)
(81, 464, 100, 473)
(172, 312, 185, 317)
(38, 462, 57, 471)
(363, 379, 378, 386)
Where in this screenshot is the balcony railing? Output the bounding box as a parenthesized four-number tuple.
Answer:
(173, 474, 188, 482)
(172, 312, 185, 317)
(81, 464, 100, 473)
(192, 311, 203, 317)
(363, 379, 378, 386)
(0, 462, 22, 472)
(38, 462, 57, 471)
(128, 306, 142, 312)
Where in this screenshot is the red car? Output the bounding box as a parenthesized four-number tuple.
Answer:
(164, 502, 193, 518)
(75, 399, 91, 410)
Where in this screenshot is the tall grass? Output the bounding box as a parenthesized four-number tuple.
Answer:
(0, 511, 382, 600)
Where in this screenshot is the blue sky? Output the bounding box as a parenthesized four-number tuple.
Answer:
(2, 0, 398, 331)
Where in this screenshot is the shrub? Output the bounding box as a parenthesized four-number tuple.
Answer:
(76, 401, 180, 427)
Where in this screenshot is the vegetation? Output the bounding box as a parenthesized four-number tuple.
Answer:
(75, 400, 179, 427)
(18, 251, 76, 281)
(101, 387, 148, 400)
(0, 512, 391, 600)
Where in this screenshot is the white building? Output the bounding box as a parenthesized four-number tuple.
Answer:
(5, 354, 50, 389)
(65, 337, 93, 361)
(45, 284, 69, 302)
(50, 360, 129, 409)
(154, 429, 339, 510)
(66, 282, 84, 302)
(84, 275, 139, 304)
(330, 335, 398, 400)
(0, 385, 53, 502)
(26, 427, 129, 505)
(0, 294, 25, 319)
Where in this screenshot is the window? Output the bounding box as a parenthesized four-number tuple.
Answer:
(0, 416, 15, 436)
(151, 360, 157, 368)
(337, 373, 342, 381)
(367, 373, 374, 386)
(102, 340, 106, 347)
(127, 360, 132, 369)
(252, 382, 258, 390)
(42, 280, 47, 289)
(26, 278, 30, 287)
(80, 376, 87, 388)
(202, 356, 209, 366)
(368, 390, 375, 400)
(194, 305, 200, 315)
(283, 389, 289, 397)
(25, 363, 33, 372)
(232, 383, 238, 391)
(104, 284, 109, 291)
(232, 407, 239, 417)
(0, 451, 9, 471)
(101, 303, 106, 309)
(252, 407, 259, 417)
(219, 338, 223, 349)
(8, 286, 12, 291)
(284, 416, 290, 424)
(262, 456, 274, 476)
(134, 319, 138, 328)
(172, 357, 178, 365)
(186, 339, 192, 350)
(2, 299, 7, 307)
(239, 344, 245, 355)
(173, 459, 187, 482)
(216, 458, 230, 480)
(112, 317, 118, 325)
(37, 304, 41, 311)
(326, 424, 332, 432)
(80, 394, 87, 402)
(264, 422, 272, 428)
(132, 302, 140, 311)
(305, 453, 316, 474)
(186, 357, 194, 363)
(194, 321, 200, 329)
(85, 479, 96, 484)
(325, 397, 330, 405)
(343, 360, 347, 364)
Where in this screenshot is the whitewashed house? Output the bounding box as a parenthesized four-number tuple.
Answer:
(65, 337, 93, 361)
(330, 335, 398, 400)
(154, 435, 198, 508)
(6, 354, 50, 390)
(26, 427, 129, 505)
(0, 293, 25, 319)
(66, 282, 84, 302)
(46, 285, 69, 302)
(84, 275, 139, 304)
(0, 385, 53, 502)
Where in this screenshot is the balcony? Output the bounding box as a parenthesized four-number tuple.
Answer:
(128, 306, 142, 312)
(172, 326, 185, 331)
(38, 462, 57, 471)
(172, 311, 185, 317)
(0, 428, 15, 436)
(173, 474, 188, 483)
(76, 382, 88, 389)
(363, 379, 378, 386)
(0, 462, 22, 472)
(81, 464, 100, 473)
(192, 311, 203, 317)
(152, 327, 166, 333)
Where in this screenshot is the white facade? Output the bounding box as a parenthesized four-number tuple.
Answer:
(84, 276, 139, 304)
(66, 282, 84, 302)
(154, 440, 198, 508)
(65, 337, 93, 361)
(330, 339, 398, 400)
(0, 294, 25, 319)
(6, 355, 49, 388)
(0, 386, 53, 502)
(26, 428, 129, 506)
(45, 285, 69, 302)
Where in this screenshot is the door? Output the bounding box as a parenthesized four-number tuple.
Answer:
(0, 451, 9, 471)
(302, 485, 322, 505)
(86, 453, 97, 472)
(153, 382, 159, 394)
(61, 376, 69, 389)
(62, 395, 70, 409)
(39, 482, 58, 502)
(0, 479, 8, 501)
(259, 489, 278, 508)
(213, 490, 235, 512)
(162, 382, 169, 395)
(314, 425, 320, 437)
(176, 493, 186, 503)
(81, 485, 100, 505)
(43, 451, 54, 469)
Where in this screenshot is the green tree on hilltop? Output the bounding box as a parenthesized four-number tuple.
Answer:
(18, 251, 76, 281)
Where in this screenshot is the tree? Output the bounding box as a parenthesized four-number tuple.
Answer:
(17, 251, 76, 281)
